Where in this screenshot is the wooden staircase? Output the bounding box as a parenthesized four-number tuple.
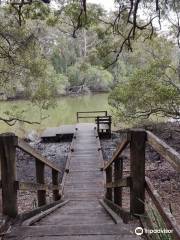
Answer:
(1, 123, 180, 239)
(4, 123, 140, 240)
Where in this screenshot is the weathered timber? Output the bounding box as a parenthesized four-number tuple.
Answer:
(61, 131, 77, 195)
(3, 124, 142, 240)
(106, 177, 131, 189)
(104, 198, 131, 224)
(17, 138, 61, 173)
(18, 199, 63, 222)
(15, 181, 61, 191)
(77, 111, 107, 122)
(52, 169, 61, 201)
(4, 224, 140, 239)
(130, 129, 146, 216)
(114, 158, 123, 206)
(96, 116, 112, 138)
(106, 165, 112, 201)
(22, 200, 69, 226)
(145, 177, 180, 240)
(0, 133, 18, 218)
(147, 131, 180, 171)
(36, 160, 46, 206)
(104, 139, 129, 170)
(41, 125, 75, 142)
(99, 199, 123, 224)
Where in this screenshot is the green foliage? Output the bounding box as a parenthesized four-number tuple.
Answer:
(67, 63, 84, 86)
(54, 73, 69, 95)
(146, 202, 173, 240)
(67, 63, 113, 91)
(109, 37, 180, 122)
(63, 1, 105, 30)
(0, 3, 67, 124)
(1, 0, 180, 127)
(23, 2, 50, 20)
(85, 66, 113, 91)
(51, 38, 77, 74)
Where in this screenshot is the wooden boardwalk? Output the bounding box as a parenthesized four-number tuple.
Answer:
(4, 124, 140, 240)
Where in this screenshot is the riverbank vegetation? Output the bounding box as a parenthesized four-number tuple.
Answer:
(0, 0, 180, 126)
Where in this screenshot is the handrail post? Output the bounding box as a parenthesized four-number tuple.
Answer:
(36, 160, 46, 206)
(52, 169, 61, 201)
(109, 116, 112, 138)
(77, 112, 79, 123)
(0, 133, 18, 218)
(130, 129, 146, 216)
(114, 157, 123, 206)
(97, 116, 100, 134)
(106, 165, 112, 201)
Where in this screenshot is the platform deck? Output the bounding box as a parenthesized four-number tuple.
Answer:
(41, 125, 75, 141)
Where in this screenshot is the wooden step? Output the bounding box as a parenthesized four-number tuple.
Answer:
(3, 123, 141, 240)
(5, 224, 141, 239)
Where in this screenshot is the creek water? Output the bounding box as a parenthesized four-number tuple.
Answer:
(0, 93, 110, 136)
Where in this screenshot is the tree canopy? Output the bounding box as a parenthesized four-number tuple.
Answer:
(0, 0, 180, 126)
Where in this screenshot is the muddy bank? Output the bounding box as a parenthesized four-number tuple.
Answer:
(100, 122, 180, 225)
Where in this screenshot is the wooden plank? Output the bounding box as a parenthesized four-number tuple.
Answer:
(22, 200, 69, 226)
(145, 177, 180, 240)
(61, 132, 77, 195)
(17, 138, 61, 173)
(77, 111, 107, 114)
(106, 177, 131, 189)
(18, 199, 63, 222)
(99, 200, 123, 224)
(78, 116, 106, 119)
(0, 133, 18, 218)
(130, 129, 146, 216)
(15, 181, 62, 191)
(114, 158, 123, 206)
(104, 139, 129, 170)
(36, 160, 46, 207)
(11, 235, 140, 240)
(105, 165, 112, 201)
(52, 169, 61, 201)
(147, 131, 180, 171)
(41, 125, 75, 137)
(2, 124, 143, 240)
(4, 224, 138, 238)
(104, 198, 131, 224)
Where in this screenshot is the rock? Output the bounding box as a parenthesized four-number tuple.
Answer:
(27, 130, 40, 143)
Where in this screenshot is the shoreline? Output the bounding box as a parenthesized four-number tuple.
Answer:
(0, 91, 110, 103)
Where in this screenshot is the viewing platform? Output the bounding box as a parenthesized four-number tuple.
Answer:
(41, 111, 112, 142)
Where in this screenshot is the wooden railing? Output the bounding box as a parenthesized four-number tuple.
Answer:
(95, 116, 112, 138)
(0, 133, 62, 218)
(104, 129, 180, 239)
(77, 111, 107, 122)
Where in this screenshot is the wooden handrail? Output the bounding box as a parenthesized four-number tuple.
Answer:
(17, 138, 61, 173)
(147, 131, 180, 171)
(145, 177, 180, 240)
(104, 139, 129, 170)
(0, 133, 62, 218)
(103, 129, 180, 236)
(15, 181, 62, 191)
(77, 111, 107, 122)
(77, 111, 108, 114)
